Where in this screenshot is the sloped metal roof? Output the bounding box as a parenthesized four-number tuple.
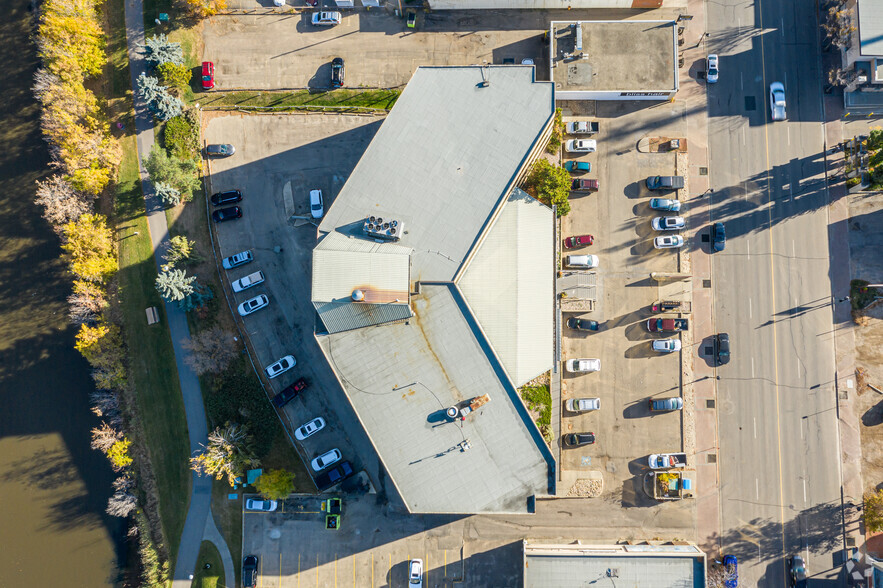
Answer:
(457, 188, 553, 386)
(312, 232, 411, 333)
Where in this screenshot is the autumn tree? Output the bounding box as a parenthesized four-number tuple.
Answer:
(91, 421, 122, 452)
(191, 423, 260, 486)
(62, 213, 118, 282)
(37, 0, 106, 80)
(143, 143, 200, 199)
(163, 235, 199, 266)
(865, 489, 883, 533)
(183, 0, 228, 18)
(157, 61, 192, 91)
(522, 158, 571, 217)
(142, 34, 184, 66)
(182, 325, 238, 375)
(89, 389, 121, 425)
(68, 279, 107, 324)
(74, 321, 126, 389)
(254, 469, 295, 500)
(34, 175, 93, 231)
(107, 438, 133, 470)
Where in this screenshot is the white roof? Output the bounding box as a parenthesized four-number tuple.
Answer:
(312, 232, 410, 304)
(458, 188, 553, 386)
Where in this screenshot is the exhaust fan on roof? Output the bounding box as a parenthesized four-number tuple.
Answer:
(363, 215, 404, 241)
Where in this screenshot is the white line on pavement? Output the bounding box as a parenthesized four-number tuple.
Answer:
(756, 478, 760, 499)
(742, 126, 746, 145)
(751, 356, 755, 378)
(787, 127, 791, 146)
(749, 298, 752, 318)
(746, 241, 750, 260)
(803, 479, 807, 503)
(753, 418, 757, 438)
(792, 241, 796, 257)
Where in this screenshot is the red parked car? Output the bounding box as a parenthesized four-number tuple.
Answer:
(564, 234, 594, 248)
(201, 61, 214, 90)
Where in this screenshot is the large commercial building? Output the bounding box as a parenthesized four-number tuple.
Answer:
(311, 66, 557, 514)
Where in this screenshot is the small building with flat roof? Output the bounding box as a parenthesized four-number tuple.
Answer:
(523, 541, 707, 588)
(551, 20, 679, 101)
(311, 65, 557, 514)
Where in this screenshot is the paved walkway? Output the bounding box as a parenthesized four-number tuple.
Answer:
(121, 2, 235, 585)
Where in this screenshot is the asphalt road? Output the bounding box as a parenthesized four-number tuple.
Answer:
(706, 0, 844, 585)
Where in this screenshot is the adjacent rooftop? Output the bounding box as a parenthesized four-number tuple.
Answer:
(551, 20, 678, 95)
(858, 0, 883, 57)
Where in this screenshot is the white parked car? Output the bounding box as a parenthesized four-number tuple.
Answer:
(238, 294, 269, 316)
(565, 254, 599, 269)
(565, 139, 597, 153)
(311, 448, 342, 472)
(222, 250, 253, 269)
(565, 121, 598, 135)
(265, 354, 296, 379)
(310, 189, 324, 219)
(649, 453, 686, 469)
(409, 559, 424, 587)
(231, 270, 265, 293)
(565, 358, 601, 373)
(311, 11, 341, 26)
(245, 499, 277, 512)
(565, 397, 601, 412)
(769, 82, 786, 121)
(294, 417, 326, 441)
(706, 54, 719, 83)
(652, 339, 682, 353)
(654, 235, 685, 249)
(651, 216, 686, 231)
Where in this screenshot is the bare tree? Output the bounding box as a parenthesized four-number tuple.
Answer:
(68, 280, 107, 324)
(106, 475, 138, 517)
(707, 561, 737, 588)
(34, 175, 94, 232)
(823, 3, 856, 50)
(191, 423, 259, 486)
(182, 326, 238, 375)
(91, 421, 122, 452)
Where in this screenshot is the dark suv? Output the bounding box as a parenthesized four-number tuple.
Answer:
(210, 189, 242, 206)
(564, 433, 595, 447)
(212, 206, 242, 223)
(243, 555, 258, 588)
(712, 222, 726, 252)
(331, 57, 345, 88)
(714, 333, 730, 365)
(315, 461, 354, 491)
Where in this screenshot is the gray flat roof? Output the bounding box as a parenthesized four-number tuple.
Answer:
(858, 0, 883, 56)
(317, 66, 555, 282)
(551, 20, 677, 92)
(524, 543, 705, 588)
(318, 285, 550, 513)
(313, 66, 556, 513)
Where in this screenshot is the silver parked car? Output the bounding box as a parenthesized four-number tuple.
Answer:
(566, 397, 601, 412)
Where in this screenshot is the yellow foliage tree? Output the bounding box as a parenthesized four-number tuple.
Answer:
(38, 0, 106, 80)
(62, 213, 118, 282)
(184, 0, 227, 17)
(75, 321, 126, 386)
(107, 438, 133, 470)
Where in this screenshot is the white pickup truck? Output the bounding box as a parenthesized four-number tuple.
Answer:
(231, 270, 265, 292)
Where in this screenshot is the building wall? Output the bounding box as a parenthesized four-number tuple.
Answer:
(428, 0, 663, 9)
(556, 89, 676, 100)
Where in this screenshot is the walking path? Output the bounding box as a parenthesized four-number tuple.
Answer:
(121, 2, 235, 585)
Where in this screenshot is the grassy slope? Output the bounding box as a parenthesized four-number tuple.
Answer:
(189, 541, 224, 588)
(115, 134, 191, 563)
(197, 89, 400, 111)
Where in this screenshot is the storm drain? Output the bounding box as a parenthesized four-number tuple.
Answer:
(703, 279, 712, 288)
(707, 453, 717, 464)
(706, 399, 715, 409)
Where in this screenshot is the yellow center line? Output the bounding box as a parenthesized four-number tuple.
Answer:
(388, 554, 392, 586)
(445, 550, 447, 576)
(757, 0, 788, 569)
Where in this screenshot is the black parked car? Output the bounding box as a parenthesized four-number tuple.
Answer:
(205, 143, 235, 157)
(564, 432, 595, 447)
(315, 461, 354, 491)
(243, 555, 258, 588)
(210, 189, 242, 206)
(714, 333, 730, 365)
(272, 378, 308, 408)
(331, 57, 345, 88)
(712, 222, 726, 252)
(212, 206, 242, 223)
(567, 317, 599, 331)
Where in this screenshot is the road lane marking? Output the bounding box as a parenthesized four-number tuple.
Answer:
(749, 298, 752, 318)
(754, 418, 757, 438)
(756, 478, 760, 499)
(803, 479, 807, 503)
(746, 240, 750, 260)
(787, 127, 791, 146)
(792, 241, 796, 257)
(751, 357, 755, 378)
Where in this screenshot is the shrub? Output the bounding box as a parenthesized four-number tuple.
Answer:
(546, 108, 563, 154)
(163, 111, 200, 160)
(143, 143, 201, 200)
(157, 61, 192, 91)
(865, 489, 883, 533)
(254, 469, 295, 500)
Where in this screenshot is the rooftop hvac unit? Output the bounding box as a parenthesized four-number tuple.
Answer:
(363, 215, 404, 241)
(575, 23, 583, 52)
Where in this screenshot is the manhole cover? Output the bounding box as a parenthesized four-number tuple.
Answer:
(706, 399, 715, 408)
(699, 167, 708, 176)
(707, 454, 717, 464)
(703, 279, 712, 288)
(745, 96, 756, 111)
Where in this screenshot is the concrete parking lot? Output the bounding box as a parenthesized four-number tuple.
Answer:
(242, 491, 695, 588)
(204, 112, 389, 492)
(558, 100, 694, 508)
(201, 8, 648, 90)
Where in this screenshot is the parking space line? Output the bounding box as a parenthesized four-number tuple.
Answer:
(372, 553, 374, 588)
(335, 553, 338, 587)
(280, 553, 282, 587)
(444, 550, 447, 576)
(317, 554, 319, 587)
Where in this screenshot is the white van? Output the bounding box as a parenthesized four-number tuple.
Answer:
(566, 254, 599, 269)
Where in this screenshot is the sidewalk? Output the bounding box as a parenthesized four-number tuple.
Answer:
(121, 0, 235, 583)
(677, 0, 720, 557)
(821, 92, 864, 553)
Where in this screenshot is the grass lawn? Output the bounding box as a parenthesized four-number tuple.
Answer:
(211, 481, 242, 586)
(115, 133, 191, 566)
(190, 541, 224, 588)
(197, 89, 401, 112)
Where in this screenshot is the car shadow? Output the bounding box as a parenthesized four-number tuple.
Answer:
(624, 342, 654, 359)
(623, 180, 645, 199)
(622, 400, 649, 420)
(697, 335, 717, 367)
(623, 321, 650, 342)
